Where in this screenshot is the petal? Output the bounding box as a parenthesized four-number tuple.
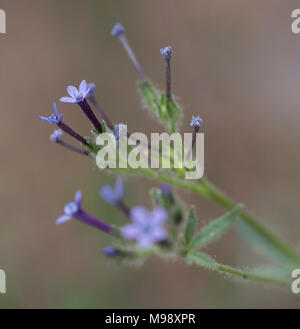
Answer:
(39, 116, 49, 122)
(151, 227, 168, 242)
(137, 235, 153, 250)
(75, 190, 82, 206)
(56, 215, 72, 225)
(121, 224, 139, 240)
(130, 206, 149, 224)
(67, 85, 78, 98)
(79, 80, 87, 94)
(100, 186, 116, 205)
(53, 102, 59, 116)
(60, 97, 76, 103)
(151, 207, 168, 225)
(114, 177, 124, 200)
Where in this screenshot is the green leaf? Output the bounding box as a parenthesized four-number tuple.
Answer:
(186, 251, 217, 270)
(184, 207, 196, 246)
(137, 80, 182, 133)
(190, 204, 243, 249)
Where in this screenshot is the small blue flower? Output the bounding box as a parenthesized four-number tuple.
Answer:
(115, 123, 127, 141)
(60, 80, 92, 104)
(100, 177, 124, 205)
(122, 206, 168, 250)
(190, 116, 203, 128)
(111, 23, 125, 37)
(102, 246, 119, 258)
(50, 129, 63, 143)
(160, 46, 172, 60)
(56, 190, 82, 224)
(40, 102, 63, 125)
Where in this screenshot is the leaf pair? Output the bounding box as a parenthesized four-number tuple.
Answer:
(184, 204, 243, 250)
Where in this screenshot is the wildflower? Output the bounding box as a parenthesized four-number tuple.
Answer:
(50, 129, 63, 143)
(101, 177, 124, 205)
(60, 80, 92, 104)
(190, 116, 203, 128)
(115, 123, 127, 141)
(160, 46, 173, 100)
(111, 23, 145, 82)
(40, 103, 88, 145)
(121, 206, 168, 250)
(60, 80, 103, 133)
(102, 246, 120, 258)
(40, 102, 63, 125)
(56, 190, 114, 233)
(50, 130, 89, 156)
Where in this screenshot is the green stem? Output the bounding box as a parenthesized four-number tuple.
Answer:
(121, 167, 300, 265)
(216, 263, 289, 287)
(200, 179, 300, 264)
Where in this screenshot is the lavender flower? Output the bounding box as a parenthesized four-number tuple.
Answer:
(102, 246, 120, 258)
(40, 102, 63, 125)
(40, 103, 88, 146)
(50, 130, 63, 143)
(101, 177, 124, 205)
(111, 23, 145, 82)
(60, 80, 92, 104)
(60, 81, 103, 133)
(115, 123, 127, 141)
(190, 116, 203, 128)
(56, 190, 114, 233)
(122, 206, 168, 250)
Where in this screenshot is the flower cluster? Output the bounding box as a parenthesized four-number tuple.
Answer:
(39, 22, 202, 261)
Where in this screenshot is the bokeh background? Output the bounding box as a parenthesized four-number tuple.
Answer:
(1, 0, 300, 308)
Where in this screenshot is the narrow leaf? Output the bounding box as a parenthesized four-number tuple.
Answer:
(186, 251, 217, 270)
(184, 207, 196, 246)
(191, 204, 243, 249)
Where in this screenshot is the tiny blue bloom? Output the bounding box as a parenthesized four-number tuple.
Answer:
(100, 177, 124, 205)
(50, 129, 63, 143)
(111, 23, 125, 37)
(115, 123, 127, 141)
(122, 206, 168, 250)
(40, 102, 63, 125)
(160, 46, 172, 60)
(190, 116, 203, 128)
(56, 190, 82, 224)
(102, 246, 119, 258)
(60, 80, 92, 104)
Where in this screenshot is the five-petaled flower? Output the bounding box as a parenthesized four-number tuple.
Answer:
(122, 206, 168, 250)
(190, 116, 203, 128)
(101, 177, 124, 205)
(50, 130, 63, 143)
(40, 102, 63, 125)
(60, 80, 92, 104)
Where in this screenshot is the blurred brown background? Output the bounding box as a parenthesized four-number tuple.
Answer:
(0, 0, 300, 308)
